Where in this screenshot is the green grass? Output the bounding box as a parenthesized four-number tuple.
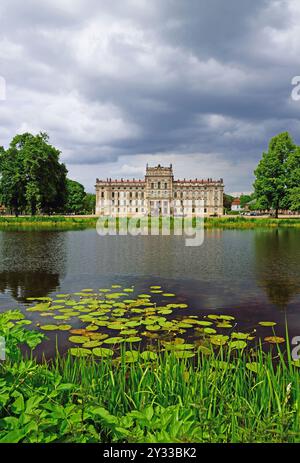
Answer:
(1, 330, 300, 443)
(0, 215, 299, 231)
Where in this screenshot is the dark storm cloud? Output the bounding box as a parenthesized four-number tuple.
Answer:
(0, 0, 300, 191)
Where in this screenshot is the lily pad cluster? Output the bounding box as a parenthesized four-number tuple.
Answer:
(24, 286, 285, 359)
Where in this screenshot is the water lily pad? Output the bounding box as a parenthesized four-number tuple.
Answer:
(16, 320, 32, 326)
(107, 322, 126, 330)
(228, 340, 247, 349)
(82, 340, 103, 348)
(69, 336, 90, 344)
(173, 351, 195, 359)
(197, 346, 212, 355)
(166, 343, 195, 351)
(216, 322, 233, 328)
(85, 324, 99, 331)
(40, 325, 59, 331)
(125, 337, 142, 343)
(207, 315, 221, 320)
(93, 347, 114, 357)
(231, 332, 252, 340)
(203, 327, 217, 334)
(58, 324, 72, 331)
(264, 336, 285, 344)
(146, 325, 161, 331)
(177, 322, 193, 329)
(258, 321, 277, 327)
(210, 335, 229, 346)
(162, 293, 175, 297)
(103, 337, 124, 344)
(246, 362, 262, 373)
(69, 347, 92, 357)
(141, 351, 158, 360)
(123, 351, 139, 362)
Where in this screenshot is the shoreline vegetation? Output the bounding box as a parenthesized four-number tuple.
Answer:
(0, 215, 300, 231)
(1, 288, 299, 442)
(1, 328, 300, 443)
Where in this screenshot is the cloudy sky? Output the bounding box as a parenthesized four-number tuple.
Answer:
(0, 0, 300, 193)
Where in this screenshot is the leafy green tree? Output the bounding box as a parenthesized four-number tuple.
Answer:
(254, 132, 296, 218)
(288, 188, 300, 212)
(223, 194, 234, 211)
(65, 179, 86, 214)
(83, 193, 96, 214)
(0, 132, 68, 215)
(240, 194, 253, 208)
(0, 145, 27, 216)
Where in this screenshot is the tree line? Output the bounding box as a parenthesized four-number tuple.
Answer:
(254, 132, 300, 217)
(223, 132, 300, 216)
(0, 132, 95, 216)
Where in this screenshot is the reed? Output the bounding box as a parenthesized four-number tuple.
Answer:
(1, 343, 299, 443)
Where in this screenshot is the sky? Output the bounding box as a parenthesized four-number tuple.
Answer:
(0, 0, 300, 194)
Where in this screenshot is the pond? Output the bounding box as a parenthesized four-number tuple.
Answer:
(1, 228, 300, 356)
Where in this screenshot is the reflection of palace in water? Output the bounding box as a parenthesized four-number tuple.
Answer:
(255, 229, 300, 309)
(96, 164, 224, 217)
(0, 232, 67, 302)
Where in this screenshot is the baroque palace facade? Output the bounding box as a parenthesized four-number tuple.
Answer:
(95, 164, 224, 217)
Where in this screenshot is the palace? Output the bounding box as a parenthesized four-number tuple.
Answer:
(95, 164, 224, 216)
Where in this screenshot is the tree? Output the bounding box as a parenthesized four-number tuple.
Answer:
(65, 179, 86, 214)
(83, 193, 96, 214)
(289, 188, 300, 212)
(0, 132, 68, 215)
(254, 132, 296, 218)
(239, 194, 254, 208)
(0, 145, 27, 216)
(223, 194, 234, 211)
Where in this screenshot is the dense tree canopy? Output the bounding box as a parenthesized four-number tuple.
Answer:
(83, 193, 96, 214)
(65, 179, 86, 214)
(223, 194, 234, 211)
(0, 132, 67, 215)
(254, 132, 300, 217)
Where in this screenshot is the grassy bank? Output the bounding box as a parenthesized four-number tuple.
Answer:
(1, 344, 300, 443)
(0, 215, 300, 231)
(0, 313, 299, 443)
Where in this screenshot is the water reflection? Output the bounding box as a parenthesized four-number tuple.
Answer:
(255, 229, 300, 309)
(0, 232, 67, 302)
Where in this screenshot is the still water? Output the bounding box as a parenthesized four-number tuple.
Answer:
(0, 228, 300, 354)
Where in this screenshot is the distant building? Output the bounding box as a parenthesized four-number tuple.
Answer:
(231, 198, 242, 211)
(95, 164, 224, 217)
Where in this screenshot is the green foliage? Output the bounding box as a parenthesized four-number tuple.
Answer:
(223, 194, 234, 210)
(239, 194, 254, 208)
(83, 193, 96, 214)
(0, 309, 300, 443)
(288, 187, 300, 212)
(254, 132, 300, 216)
(0, 132, 68, 215)
(65, 179, 86, 214)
